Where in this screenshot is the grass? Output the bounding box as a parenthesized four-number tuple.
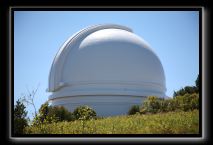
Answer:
(24, 110, 199, 134)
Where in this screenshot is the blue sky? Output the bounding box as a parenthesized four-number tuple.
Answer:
(14, 11, 199, 119)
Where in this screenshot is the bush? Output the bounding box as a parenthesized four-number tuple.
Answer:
(175, 93, 199, 111)
(142, 96, 161, 113)
(48, 106, 74, 122)
(140, 93, 199, 114)
(128, 105, 140, 115)
(189, 93, 199, 110)
(166, 99, 177, 112)
(32, 102, 73, 126)
(139, 107, 147, 114)
(159, 98, 168, 112)
(73, 106, 97, 120)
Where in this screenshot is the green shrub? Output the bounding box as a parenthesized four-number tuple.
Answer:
(166, 99, 177, 112)
(24, 110, 199, 134)
(183, 94, 193, 111)
(73, 106, 97, 120)
(139, 107, 147, 114)
(189, 93, 199, 110)
(128, 105, 140, 115)
(142, 96, 161, 113)
(32, 102, 73, 126)
(174, 93, 199, 111)
(141, 93, 199, 114)
(48, 106, 74, 122)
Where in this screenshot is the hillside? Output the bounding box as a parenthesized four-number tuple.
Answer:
(25, 110, 199, 134)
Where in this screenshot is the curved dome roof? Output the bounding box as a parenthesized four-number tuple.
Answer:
(48, 24, 166, 100)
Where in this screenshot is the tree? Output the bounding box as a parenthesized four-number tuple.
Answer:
(14, 99, 28, 134)
(48, 105, 74, 122)
(173, 86, 198, 97)
(37, 101, 49, 123)
(32, 101, 74, 125)
(21, 84, 39, 117)
(32, 101, 56, 125)
(173, 74, 200, 97)
(195, 74, 199, 89)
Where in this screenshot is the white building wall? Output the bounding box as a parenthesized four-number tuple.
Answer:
(47, 24, 167, 117)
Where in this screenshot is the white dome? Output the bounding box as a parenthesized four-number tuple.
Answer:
(48, 24, 166, 116)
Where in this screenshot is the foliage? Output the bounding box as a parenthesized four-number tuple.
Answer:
(48, 106, 74, 122)
(32, 102, 73, 126)
(73, 105, 97, 120)
(190, 93, 199, 110)
(32, 103, 96, 127)
(173, 74, 200, 97)
(173, 86, 198, 97)
(14, 99, 28, 134)
(24, 110, 199, 134)
(128, 105, 140, 115)
(195, 74, 199, 89)
(140, 94, 199, 114)
(175, 93, 199, 111)
(141, 96, 161, 114)
(32, 102, 52, 126)
(164, 98, 177, 112)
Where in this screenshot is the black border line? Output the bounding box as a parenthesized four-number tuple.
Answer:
(10, 7, 203, 140)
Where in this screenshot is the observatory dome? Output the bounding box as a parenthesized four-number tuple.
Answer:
(48, 24, 166, 116)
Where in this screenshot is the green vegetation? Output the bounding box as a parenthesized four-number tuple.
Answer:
(14, 99, 28, 135)
(195, 74, 199, 90)
(14, 74, 200, 134)
(32, 102, 74, 126)
(173, 74, 199, 97)
(24, 110, 199, 134)
(128, 105, 140, 115)
(173, 86, 198, 97)
(140, 93, 199, 114)
(73, 106, 97, 120)
(16, 93, 200, 134)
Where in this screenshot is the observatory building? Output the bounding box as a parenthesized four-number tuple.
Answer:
(47, 24, 166, 117)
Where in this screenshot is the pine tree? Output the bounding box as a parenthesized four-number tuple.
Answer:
(14, 99, 28, 134)
(195, 74, 199, 90)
